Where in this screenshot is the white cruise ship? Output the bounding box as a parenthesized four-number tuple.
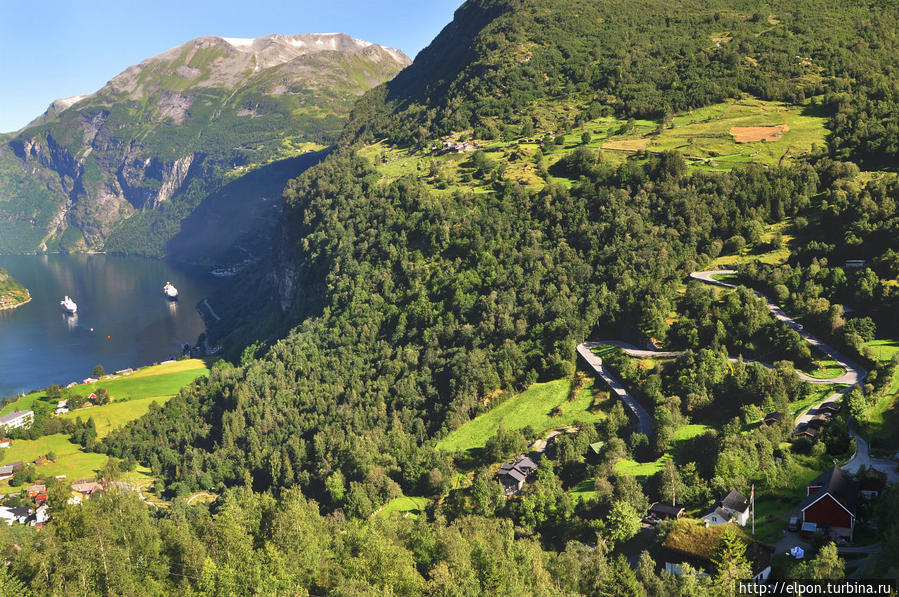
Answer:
(163, 282, 179, 300)
(59, 296, 77, 314)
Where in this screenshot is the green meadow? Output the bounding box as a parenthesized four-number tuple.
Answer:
(437, 378, 607, 454)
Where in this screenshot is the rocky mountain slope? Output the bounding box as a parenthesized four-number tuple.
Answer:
(0, 33, 409, 258)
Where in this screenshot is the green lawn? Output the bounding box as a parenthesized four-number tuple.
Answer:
(648, 97, 828, 168)
(59, 396, 173, 438)
(860, 339, 899, 452)
(0, 433, 153, 488)
(569, 477, 599, 502)
(615, 455, 670, 477)
(377, 496, 429, 519)
(800, 356, 845, 380)
(0, 360, 208, 489)
(865, 339, 899, 362)
(437, 378, 606, 453)
(614, 424, 710, 477)
(1, 359, 209, 416)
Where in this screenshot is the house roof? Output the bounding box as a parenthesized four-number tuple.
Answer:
(763, 412, 784, 423)
(702, 506, 732, 522)
(497, 455, 538, 484)
(719, 490, 749, 513)
(0, 410, 33, 425)
(799, 465, 858, 516)
(516, 456, 538, 472)
(0, 462, 24, 475)
(498, 468, 526, 482)
(649, 502, 685, 518)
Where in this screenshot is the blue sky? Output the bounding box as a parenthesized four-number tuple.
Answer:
(0, 0, 461, 133)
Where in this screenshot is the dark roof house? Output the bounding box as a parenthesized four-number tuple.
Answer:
(763, 412, 784, 425)
(701, 490, 750, 526)
(496, 456, 539, 495)
(648, 502, 685, 520)
(800, 465, 859, 542)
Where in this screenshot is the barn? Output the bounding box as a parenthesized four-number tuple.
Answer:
(799, 465, 858, 542)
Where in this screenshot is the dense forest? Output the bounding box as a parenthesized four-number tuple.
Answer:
(5, 0, 899, 593)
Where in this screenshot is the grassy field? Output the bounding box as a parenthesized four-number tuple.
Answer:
(0, 359, 208, 489)
(1, 359, 209, 416)
(59, 395, 173, 438)
(437, 378, 607, 453)
(357, 97, 829, 202)
(614, 424, 711, 477)
(866, 339, 899, 362)
(800, 356, 845, 380)
(569, 477, 599, 502)
(0, 433, 153, 489)
(860, 339, 899, 452)
(377, 496, 429, 519)
(647, 97, 828, 169)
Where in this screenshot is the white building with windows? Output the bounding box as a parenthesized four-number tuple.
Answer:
(0, 410, 34, 431)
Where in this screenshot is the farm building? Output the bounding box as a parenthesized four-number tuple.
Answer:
(799, 465, 858, 542)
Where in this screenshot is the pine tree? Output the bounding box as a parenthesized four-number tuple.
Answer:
(712, 526, 751, 595)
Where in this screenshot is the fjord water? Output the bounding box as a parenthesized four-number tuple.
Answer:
(0, 254, 219, 398)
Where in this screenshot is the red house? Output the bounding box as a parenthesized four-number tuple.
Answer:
(799, 465, 858, 542)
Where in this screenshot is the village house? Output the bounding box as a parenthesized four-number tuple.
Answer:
(799, 465, 859, 542)
(0, 410, 34, 432)
(793, 424, 820, 439)
(70, 480, 105, 502)
(27, 483, 47, 499)
(701, 490, 750, 526)
(0, 462, 24, 481)
(0, 506, 33, 525)
(55, 400, 69, 415)
(496, 456, 538, 495)
(763, 412, 784, 426)
(648, 502, 685, 521)
(0, 438, 10, 448)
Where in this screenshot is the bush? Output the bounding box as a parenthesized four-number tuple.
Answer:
(724, 235, 746, 253)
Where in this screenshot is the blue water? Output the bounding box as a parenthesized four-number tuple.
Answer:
(0, 254, 219, 397)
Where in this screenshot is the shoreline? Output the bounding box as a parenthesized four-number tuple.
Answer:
(0, 291, 32, 312)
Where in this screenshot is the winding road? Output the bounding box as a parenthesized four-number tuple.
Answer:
(843, 419, 899, 484)
(577, 270, 868, 436)
(577, 343, 654, 436)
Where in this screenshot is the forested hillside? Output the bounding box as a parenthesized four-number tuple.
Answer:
(100, 0, 898, 495)
(5, 0, 899, 593)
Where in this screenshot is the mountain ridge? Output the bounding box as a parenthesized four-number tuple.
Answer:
(0, 32, 409, 258)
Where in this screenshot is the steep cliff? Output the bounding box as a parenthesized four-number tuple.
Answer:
(0, 33, 410, 257)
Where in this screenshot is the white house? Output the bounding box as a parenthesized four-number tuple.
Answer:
(701, 490, 750, 527)
(0, 410, 34, 432)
